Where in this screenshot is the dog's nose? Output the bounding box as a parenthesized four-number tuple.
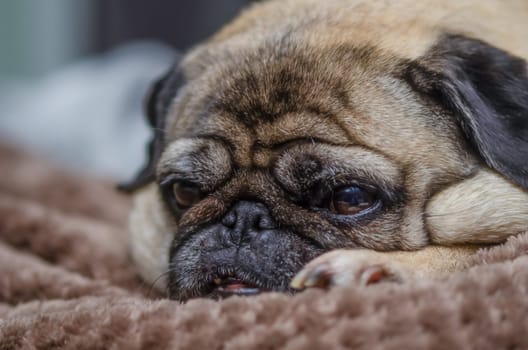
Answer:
(221, 201, 277, 234)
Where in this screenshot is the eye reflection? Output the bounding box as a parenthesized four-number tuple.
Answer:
(328, 186, 376, 215)
(172, 180, 202, 209)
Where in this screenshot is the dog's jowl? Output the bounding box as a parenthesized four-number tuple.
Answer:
(121, 0, 528, 300)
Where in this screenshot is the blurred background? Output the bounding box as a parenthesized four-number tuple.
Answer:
(0, 0, 252, 180)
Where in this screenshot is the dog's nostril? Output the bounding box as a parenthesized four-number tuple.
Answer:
(222, 211, 236, 228)
(257, 216, 276, 230)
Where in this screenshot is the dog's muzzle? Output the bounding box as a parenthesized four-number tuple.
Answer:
(168, 199, 323, 300)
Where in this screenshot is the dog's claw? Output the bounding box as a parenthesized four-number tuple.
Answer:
(291, 263, 333, 289)
(359, 265, 388, 285)
(290, 270, 308, 290)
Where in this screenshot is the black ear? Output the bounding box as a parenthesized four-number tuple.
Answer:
(405, 34, 528, 189)
(118, 60, 185, 192)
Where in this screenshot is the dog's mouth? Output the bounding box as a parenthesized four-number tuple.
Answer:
(211, 276, 261, 296)
(169, 266, 296, 301)
(206, 274, 267, 298)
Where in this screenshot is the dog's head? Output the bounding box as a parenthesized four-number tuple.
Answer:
(121, 7, 528, 301)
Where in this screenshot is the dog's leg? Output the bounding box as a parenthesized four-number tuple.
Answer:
(426, 168, 528, 245)
(290, 245, 480, 289)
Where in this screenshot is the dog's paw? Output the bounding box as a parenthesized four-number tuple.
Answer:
(290, 249, 408, 290)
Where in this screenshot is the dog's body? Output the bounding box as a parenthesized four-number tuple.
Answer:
(123, 0, 528, 300)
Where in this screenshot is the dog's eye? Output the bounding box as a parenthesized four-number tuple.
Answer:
(171, 180, 202, 209)
(328, 186, 376, 215)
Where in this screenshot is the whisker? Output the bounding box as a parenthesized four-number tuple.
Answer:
(145, 270, 172, 298)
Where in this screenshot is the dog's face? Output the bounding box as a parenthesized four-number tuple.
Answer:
(122, 1, 528, 301)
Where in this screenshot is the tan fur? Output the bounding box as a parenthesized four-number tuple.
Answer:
(209, 0, 528, 59)
(129, 184, 173, 290)
(129, 0, 528, 293)
(426, 169, 528, 244)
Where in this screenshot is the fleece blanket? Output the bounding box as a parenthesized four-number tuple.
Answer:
(1, 143, 527, 350)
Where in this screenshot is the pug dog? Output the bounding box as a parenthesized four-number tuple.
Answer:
(120, 0, 528, 301)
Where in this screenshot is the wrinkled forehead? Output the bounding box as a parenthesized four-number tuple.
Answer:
(163, 42, 462, 172)
(165, 48, 388, 167)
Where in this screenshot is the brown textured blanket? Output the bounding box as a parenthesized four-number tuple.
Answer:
(1, 144, 527, 350)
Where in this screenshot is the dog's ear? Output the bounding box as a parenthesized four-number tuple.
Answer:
(118, 61, 185, 192)
(404, 34, 528, 189)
